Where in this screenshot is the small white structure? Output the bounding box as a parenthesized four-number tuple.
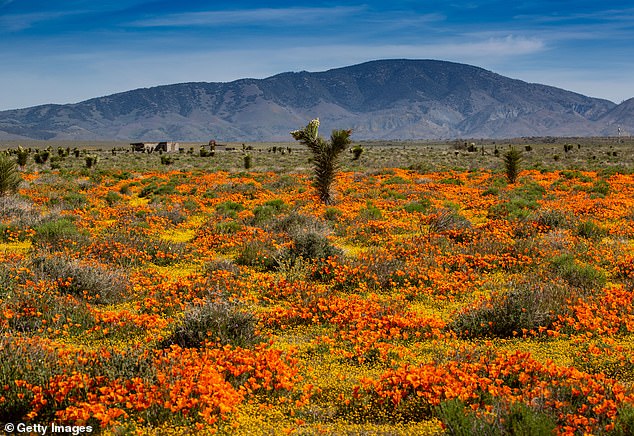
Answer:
(130, 142, 180, 153)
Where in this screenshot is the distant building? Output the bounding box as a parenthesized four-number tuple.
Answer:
(130, 142, 180, 153)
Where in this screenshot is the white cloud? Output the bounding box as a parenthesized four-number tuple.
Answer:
(130, 6, 366, 28)
(0, 10, 83, 32)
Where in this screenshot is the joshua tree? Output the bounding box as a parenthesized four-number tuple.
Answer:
(15, 146, 29, 169)
(351, 144, 364, 161)
(503, 146, 522, 184)
(243, 154, 252, 170)
(0, 153, 21, 196)
(291, 119, 352, 204)
(85, 154, 98, 169)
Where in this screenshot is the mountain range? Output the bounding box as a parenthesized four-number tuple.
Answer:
(0, 59, 631, 141)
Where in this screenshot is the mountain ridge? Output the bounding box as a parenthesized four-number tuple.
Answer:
(0, 59, 630, 141)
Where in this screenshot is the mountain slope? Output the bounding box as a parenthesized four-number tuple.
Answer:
(598, 97, 634, 136)
(0, 59, 622, 141)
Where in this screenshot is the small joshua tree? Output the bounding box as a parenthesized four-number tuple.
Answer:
(291, 119, 352, 204)
(0, 153, 21, 196)
(351, 144, 364, 161)
(503, 146, 522, 184)
(15, 146, 29, 169)
(85, 154, 98, 169)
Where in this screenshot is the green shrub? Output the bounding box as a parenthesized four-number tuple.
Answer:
(215, 200, 244, 218)
(559, 170, 592, 182)
(281, 231, 342, 265)
(324, 207, 343, 221)
(436, 399, 556, 436)
(270, 211, 325, 235)
(549, 254, 606, 291)
(31, 253, 130, 304)
(252, 199, 287, 225)
(614, 404, 634, 436)
(119, 184, 131, 195)
(32, 217, 85, 248)
(62, 192, 88, 209)
(160, 300, 260, 349)
(105, 191, 123, 205)
(215, 220, 242, 234)
(439, 177, 463, 186)
(0, 337, 59, 421)
(481, 187, 499, 196)
(383, 175, 408, 185)
(428, 208, 471, 233)
(531, 208, 570, 230)
(403, 199, 432, 213)
(590, 179, 610, 197)
(160, 155, 174, 165)
(489, 181, 545, 219)
(34, 150, 50, 164)
(359, 201, 382, 220)
(235, 240, 278, 271)
(451, 278, 572, 338)
(574, 219, 606, 239)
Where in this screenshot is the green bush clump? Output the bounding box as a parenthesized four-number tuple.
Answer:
(235, 240, 278, 271)
(359, 201, 383, 220)
(427, 208, 471, 233)
(0, 337, 59, 421)
(215, 200, 244, 218)
(105, 191, 123, 205)
(33, 150, 50, 164)
(282, 231, 342, 265)
(574, 219, 607, 239)
(450, 278, 571, 338)
(215, 220, 242, 234)
(383, 175, 408, 185)
(590, 179, 610, 197)
(62, 192, 88, 209)
(252, 199, 287, 225)
(85, 154, 98, 169)
(324, 207, 343, 221)
(32, 217, 85, 249)
(436, 399, 556, 436)
(549, 254, 606, 291)
(439, 177, 464, 186)
(160, 300, 260, 349)
(403, 198, 432, 213)
(489, 181, 546, 219)
(530, 208, 570, 230)
(614, 404, 634, 436)
(31, 253, 130, 304)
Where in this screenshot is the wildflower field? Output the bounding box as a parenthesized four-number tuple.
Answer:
(1, 138, 634, 435)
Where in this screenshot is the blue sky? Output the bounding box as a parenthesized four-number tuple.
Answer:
(1, 1, 633, 110)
